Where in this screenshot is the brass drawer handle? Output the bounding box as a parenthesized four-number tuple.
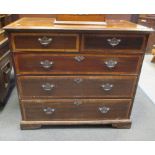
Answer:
(74, 99, 82, 106)
(43, 107, 55, 115)
(107, 38, 121, 47)
(40, 60, 54, 69)
(101, 83, 113, 91)
(99, 106, 110, 114)
(38, 36, 52, 47)
(74, 78, 83, 84)
(74, 56, 85, 62)
(42, 83, 55, 91)
(104, 60, 118, 69)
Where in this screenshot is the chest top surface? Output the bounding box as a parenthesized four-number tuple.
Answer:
(3, 17, 153, 33)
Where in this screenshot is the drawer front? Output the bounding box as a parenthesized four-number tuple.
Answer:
(22, 99, 131, 121)
(18, 76, 137, 99)
(11, 33, 79, 52)
(14, 53, 142, 75)
(81, 34, 146, 51)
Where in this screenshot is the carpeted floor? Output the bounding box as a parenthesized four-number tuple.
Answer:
(139, 54, 155, 104)
(0, 87, 155, 141)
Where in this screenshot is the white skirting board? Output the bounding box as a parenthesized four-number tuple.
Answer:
(139, 54, 155, 104)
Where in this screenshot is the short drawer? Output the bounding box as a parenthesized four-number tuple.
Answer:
(17, 76, 137, 99)
(22, 99, 132, 121)
(11, 33, 79, 52)
(14, 53, 142, 75)
(81, 34, 146, 52)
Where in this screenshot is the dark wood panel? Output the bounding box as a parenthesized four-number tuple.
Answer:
(0, 14, 19, 28)
(14, 53, 142, 75)
(22, 99, 131, 121)
(81, 34, 146, 51)
(12, 33, 79, 52)
(17, 76, 137, 99)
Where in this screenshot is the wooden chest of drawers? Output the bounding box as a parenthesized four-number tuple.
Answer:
(4, 18, 152, 129)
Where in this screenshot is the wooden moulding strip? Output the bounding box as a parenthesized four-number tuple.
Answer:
(21, 119, 131, 125)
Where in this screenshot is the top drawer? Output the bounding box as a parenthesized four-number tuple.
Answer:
(11, 33, 79, 52)
(81, 34, 146, 52)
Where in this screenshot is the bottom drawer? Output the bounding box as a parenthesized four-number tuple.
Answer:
(22, 99, 132, 121)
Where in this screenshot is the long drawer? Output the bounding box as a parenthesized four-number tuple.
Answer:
(11, 33, 79, 52)
(81, 34, 146, 52)
(17, 76, 137, 99)
(21, 99, 132, 121)
(14, 53, 142, 75)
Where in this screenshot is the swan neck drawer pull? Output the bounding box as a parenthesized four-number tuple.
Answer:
(99, 106, 110, 114)
(43, 107, 55, 115)
(74, 56, 85, 62)
(107, 38, 121, 47)
(104, 60, 118, 68)
(38, 36, 52, 46)
(42, 83, 55, 91)
(101, 83, 113, 91)
(40, 60, 54, 69)
(74, 99, 82, 106)
(74, 78, 83, 84)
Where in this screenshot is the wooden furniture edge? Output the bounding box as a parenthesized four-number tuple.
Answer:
(20, 119, 132, 129)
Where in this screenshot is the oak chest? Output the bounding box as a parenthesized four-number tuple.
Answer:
(4, 17, 152, 129)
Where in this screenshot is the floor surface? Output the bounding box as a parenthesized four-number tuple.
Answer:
(0, 87, 155, 141)
(139, 54, 155, 104)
